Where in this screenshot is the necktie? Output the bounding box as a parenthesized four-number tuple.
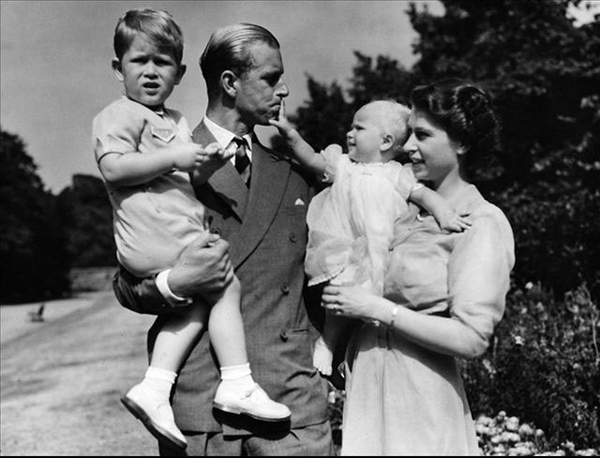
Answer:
(233, 137, 251, 187)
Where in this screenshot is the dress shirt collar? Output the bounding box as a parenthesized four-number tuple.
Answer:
(202, 116, 253, 163)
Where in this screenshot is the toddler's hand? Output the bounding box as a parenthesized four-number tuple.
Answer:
(174, 142, 229, 172)
(172, 143, 205, 172)
(438, 211, 472, 232)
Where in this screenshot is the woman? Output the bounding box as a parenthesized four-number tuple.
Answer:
(322, 79, 515, 456)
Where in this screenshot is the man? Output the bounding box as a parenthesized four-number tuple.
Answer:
(113, 23, 333, 455)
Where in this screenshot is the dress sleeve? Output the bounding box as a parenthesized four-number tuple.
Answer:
(448, 205, 515, 345)
(320, 144, 344, 183)
(397, 163, 424, 200)
(92, 103, 144, 163)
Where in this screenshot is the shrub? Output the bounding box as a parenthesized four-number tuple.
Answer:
(463, 283, 600, 449)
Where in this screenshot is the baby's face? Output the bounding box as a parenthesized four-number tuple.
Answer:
(113, 34, 184, 108)
(346, 104, 387, 163)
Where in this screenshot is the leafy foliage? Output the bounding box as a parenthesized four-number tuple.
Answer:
(294, 0, 600, 301)
(292, 0, 600, 450)
(0, 127, 70, 303)
(463, 283, 600, 449)
(56, 174, 117, 267)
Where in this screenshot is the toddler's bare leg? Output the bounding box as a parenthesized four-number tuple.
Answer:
(121, 303, 208, 450)
(210, 275, 291, 421)
(151, 303, 209, 371)
(206, 275, 247, 366)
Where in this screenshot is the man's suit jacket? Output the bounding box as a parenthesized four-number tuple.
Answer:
(114, 120, 330, 434)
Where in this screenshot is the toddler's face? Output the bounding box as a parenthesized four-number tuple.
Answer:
(113, 35, 185, 109)
(346, 104, 386, 163)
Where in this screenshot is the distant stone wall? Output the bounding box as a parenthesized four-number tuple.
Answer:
(69, 267, 116, 292)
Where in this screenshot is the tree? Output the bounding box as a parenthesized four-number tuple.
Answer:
(294, 0, 600, 300)
(0, 128, 70, 303)
(56, 174, 117, 267)
(406, 0, 600, 298)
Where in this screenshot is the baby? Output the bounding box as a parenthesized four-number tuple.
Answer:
(270, 99, 470, 377)
(92, 8, 290, 450)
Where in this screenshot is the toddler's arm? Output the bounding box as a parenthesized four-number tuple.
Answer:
(410, 186, 472, 232)
(191, 143, 235, 186)
(98, 142, 222, 188)
(269, 101, 326, 177)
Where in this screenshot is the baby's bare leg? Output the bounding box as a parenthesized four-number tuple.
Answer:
(313, 313, 350, 376)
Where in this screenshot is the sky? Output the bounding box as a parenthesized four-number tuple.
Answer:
(2, 1, 597, 194)
(1, 0, 443, 193)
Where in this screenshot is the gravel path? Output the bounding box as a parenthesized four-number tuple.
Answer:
(1, 292, 160, 456)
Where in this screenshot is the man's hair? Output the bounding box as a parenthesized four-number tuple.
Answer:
(113, 8, 184, 64)
(200, 23, 280, 96)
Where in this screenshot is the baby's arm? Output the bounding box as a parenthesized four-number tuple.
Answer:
(269, 101, 326, 177)
(98, 142, 217, 188)
(410, 186, 472, 232)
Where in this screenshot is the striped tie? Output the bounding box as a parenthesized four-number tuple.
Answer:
(233, 137, 251, 187)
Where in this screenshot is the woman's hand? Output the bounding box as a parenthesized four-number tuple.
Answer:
(322, 281, 385, 322)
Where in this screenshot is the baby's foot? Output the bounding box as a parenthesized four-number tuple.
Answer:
(313, 336, 334, 376)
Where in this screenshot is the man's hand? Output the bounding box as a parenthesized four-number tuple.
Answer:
(168, 232, 234, 301)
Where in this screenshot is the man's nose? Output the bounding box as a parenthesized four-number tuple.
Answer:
(275, 79, 289, 98)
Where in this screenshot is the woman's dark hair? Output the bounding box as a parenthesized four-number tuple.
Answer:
(409, 78, 501, 158)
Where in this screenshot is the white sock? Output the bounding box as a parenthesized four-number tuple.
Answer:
(220, 363, 255, 390)
(141, 366, 177, 399)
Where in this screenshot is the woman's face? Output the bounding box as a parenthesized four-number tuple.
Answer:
(404, 108, 464, 189)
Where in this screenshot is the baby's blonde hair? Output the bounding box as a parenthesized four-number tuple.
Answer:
(366, 100, 411, 156)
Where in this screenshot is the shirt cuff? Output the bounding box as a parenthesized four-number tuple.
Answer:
(155, 269, 193, 307)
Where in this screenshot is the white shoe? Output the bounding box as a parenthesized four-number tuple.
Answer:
(213, 383, 291, 422)
(121, 383, 187, 450)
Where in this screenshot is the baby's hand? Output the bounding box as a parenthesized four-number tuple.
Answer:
(268, 99, 294, 136)
(438, 211, 472, 232)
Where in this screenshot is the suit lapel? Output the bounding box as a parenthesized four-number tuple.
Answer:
(233, 137, 290, 266)
(192, 122, 249, 221)
(191, 122, 291, 267)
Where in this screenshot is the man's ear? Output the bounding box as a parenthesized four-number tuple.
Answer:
(174, 64, 187, 85)
(111, 58, 124, 82)
(221, 70, 238, 97)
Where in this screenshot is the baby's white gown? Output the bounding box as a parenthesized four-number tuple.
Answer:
(305, 145, 420, 295)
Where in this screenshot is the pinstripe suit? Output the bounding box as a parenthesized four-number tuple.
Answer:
(113, 121, 331, 449)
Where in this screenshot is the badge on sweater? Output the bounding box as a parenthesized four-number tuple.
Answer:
(151, 126, 176, 143)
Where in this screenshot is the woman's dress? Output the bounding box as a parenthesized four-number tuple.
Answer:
(341, 184, 515, 456)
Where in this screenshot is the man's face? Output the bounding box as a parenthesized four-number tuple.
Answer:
(234, 42, 289, 126)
